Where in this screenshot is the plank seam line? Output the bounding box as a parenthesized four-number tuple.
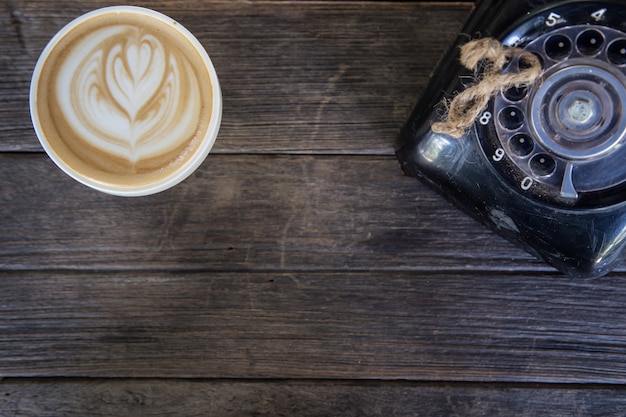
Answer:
(2, 377, 626, 390)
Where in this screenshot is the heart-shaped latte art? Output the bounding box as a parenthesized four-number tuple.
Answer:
(106, 36, 166, 129)
(56, 25, 201, 166)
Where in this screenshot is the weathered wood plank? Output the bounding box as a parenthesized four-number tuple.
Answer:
(0, 153, 548, 272)
(3, 269, 626, 382)
(0, 1, 471, 153)
(1, 379, 625, 417)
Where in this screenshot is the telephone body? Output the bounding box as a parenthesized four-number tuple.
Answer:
(397, 1, 626, 277)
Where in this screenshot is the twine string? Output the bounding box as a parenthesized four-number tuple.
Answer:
(431, 38, 543, 138)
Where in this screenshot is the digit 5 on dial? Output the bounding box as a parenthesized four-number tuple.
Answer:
(397, 0, 626, 277)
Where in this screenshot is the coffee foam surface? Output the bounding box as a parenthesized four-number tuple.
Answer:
(34, 9, 215, 188)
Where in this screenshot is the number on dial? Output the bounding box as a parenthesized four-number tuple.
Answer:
(546, 12, 562, 27)
(521, 177, 534, 191)
(591, 8, 607, 22)
(479, 111, 492, 125)
(492, 148, 505, 162)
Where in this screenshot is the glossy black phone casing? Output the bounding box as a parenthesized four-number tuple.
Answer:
(397, 0, 626, 277)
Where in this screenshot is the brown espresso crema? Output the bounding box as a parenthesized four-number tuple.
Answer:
(35, 9, 214, 187)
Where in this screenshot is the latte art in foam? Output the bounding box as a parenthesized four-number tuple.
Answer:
(59, 26, 201, 165)
(30, 6, 221, 196)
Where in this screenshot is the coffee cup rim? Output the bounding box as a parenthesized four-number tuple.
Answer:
(30, 5, 222, 197)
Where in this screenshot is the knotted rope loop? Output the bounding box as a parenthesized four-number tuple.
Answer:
(431, 38, 543, 138)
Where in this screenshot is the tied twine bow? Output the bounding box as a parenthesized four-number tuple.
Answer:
(431, 38, 543, 138)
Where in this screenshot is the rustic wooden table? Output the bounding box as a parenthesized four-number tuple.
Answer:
(3, 0, 626, 415)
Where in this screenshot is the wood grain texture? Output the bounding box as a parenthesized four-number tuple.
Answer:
(0, 153, 548, 272)
(0, 1, 471, 153)
(3, 269, 626, 382)
(2, 0, 626, 414)
(2, 379, 625, 417)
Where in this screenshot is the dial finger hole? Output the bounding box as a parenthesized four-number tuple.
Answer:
(504, 85, 528, 102)
(518, 52, 544, 71)
(577, 29, 604, 55)
(498, 106, 525, 130)
(530, 154, 557, 177)
(608, 39, 626, 65)
(509, 134, 534, 157)
(544, 34, 572, 60)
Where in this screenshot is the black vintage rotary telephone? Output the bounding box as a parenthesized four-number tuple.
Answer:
(397, 0, 626, 277)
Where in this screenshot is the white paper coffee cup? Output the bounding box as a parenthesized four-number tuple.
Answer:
(30, 6, 222, 196)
